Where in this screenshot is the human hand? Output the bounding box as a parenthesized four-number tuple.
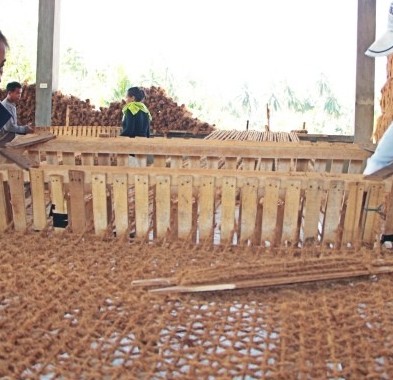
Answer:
(26, 124, 35, 134)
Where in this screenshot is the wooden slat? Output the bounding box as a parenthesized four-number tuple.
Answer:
(330, 160, 345, 174)
(81, 153, 94, 166)
(261, 178, 280, 246)
(242, 158, 255, 171)
(302, 179, 324, 245)
(92, 173, 108, 235)
(347, 160, 364, 174)
(0, 173, 9, 231)
(46, 151, 59, 165)
(313, 159, 327, 173)
(178, 175, 193, 239)
(342, 182, 365, 247)
(134, 174, 149, 238)
(221, 176, 237, 243)
(112, 173, 129, 236)
(281, 179, 301, 245)
(170, 156, 183, 169)
(68, 170, 87, 232)
(198, 176, 215, 242)
(225, 157, 237, 170)
(116, 154, 129, 166)
(207, 157, 219, 169)
(239, 177, 258, 244)
(154, 155, 167, 167)
(62, 152, 75, 165)
(322, 180, 345, 246)
(50, 175, 66, 213)
(155, 175, 171, 238)
(30, 168, 47, 231)
(362, 183, 385, 245)
(8, 169, 27, 231)
(136, 154, 147, 167)
(97, 153, 110, 166)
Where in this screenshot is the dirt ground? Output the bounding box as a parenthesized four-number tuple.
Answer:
(1, 231, 393, 379)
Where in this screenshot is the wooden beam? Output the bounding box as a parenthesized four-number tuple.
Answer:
(354, 0, 376, 144)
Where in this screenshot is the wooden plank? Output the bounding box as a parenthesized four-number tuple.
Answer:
(198, 176, 215, 241)
(261, 178, 280, 246)
(50, 175, 67, 213)
(29, 138, 371, 161)
(0, 173, 9, 231)
(30, 168, 47, 231)
(242, 158, 255, 171)
(155, 175, 171, 238)
(92, 173, 108, 235)
(257, 158, 273, 171)
(221, 176, 237, 243)
(62, 152, 75, 165)
(97, 153, 111, 166)
(68, 170, 87, 232)
(342, 182, 365, 247)
(302, 179, 324, 245)
(281, 179, 301, 245)
(0, 148, 35, 170)
(154, 155, 167, 168)
(239, 177, 258, 244)
(189, 156, 200, 169)
(384, 183, 393, 236)
(170, 156, 183, 169)
(5, 132, 55, 148)
(225, 157, 237, 170)
(354, 0, 376, 144)
(347, 160, 364, 174)
(134, 174, 150, 238)
(136, 154, 147, 168)
(178, 175, 193, 239)
(313, 159, 327, 173)
(362, 183, 385, 245)
(207, 157, 219, 169)
(8, 169, 27, 231)
(322, 180, 345, 246)
(112, 173, 129, 236)
(81, 153, 94, 166)
(46, 151, 59, 165)
(276, 159, 291, 172)
(116, 154, 129, 166)
(330, 160, 345, 174)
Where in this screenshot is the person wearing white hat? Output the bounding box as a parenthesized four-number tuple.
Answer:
(364, 1, 393, 246)
(363, 1, 393, 176)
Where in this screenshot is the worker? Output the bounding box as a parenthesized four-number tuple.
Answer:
(121, 86, 151, 138)
(0, 30, 9, 84)
(364, 0, 393, 245)
(1, 81, 35, 138)
(363, 1, 393, 175)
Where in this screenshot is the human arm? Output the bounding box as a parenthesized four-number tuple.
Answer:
(120, 109, 137, 137)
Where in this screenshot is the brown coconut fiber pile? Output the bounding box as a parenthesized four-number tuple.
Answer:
(1, 232, 393, 379)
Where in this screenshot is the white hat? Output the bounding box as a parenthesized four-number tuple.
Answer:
(366, 2, 393, 57)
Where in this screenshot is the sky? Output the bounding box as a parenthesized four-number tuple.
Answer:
(0, 0, 392, 129)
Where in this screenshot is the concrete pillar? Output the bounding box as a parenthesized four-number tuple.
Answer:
(354, 0, 376, 144)
(35, 0, 61, 127)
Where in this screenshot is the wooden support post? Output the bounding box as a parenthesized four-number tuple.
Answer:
(134, 174, 150, 238)
(0, 173, 10, 231)
(92, 173, 108, 235)
(155, 175, 171, 238)
(178, 175, 193, 240)
(68, 170, 88, 232)
(221, 176, 237, 244)
(30, 168, 47, 231)
(8, 169, 27, 231)
(198, 176, 215, 242)
(239, 178, 258, 244)
(112, 173, 129, 237)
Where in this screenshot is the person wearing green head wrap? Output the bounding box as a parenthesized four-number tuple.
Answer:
(121, 87, 152, 138)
